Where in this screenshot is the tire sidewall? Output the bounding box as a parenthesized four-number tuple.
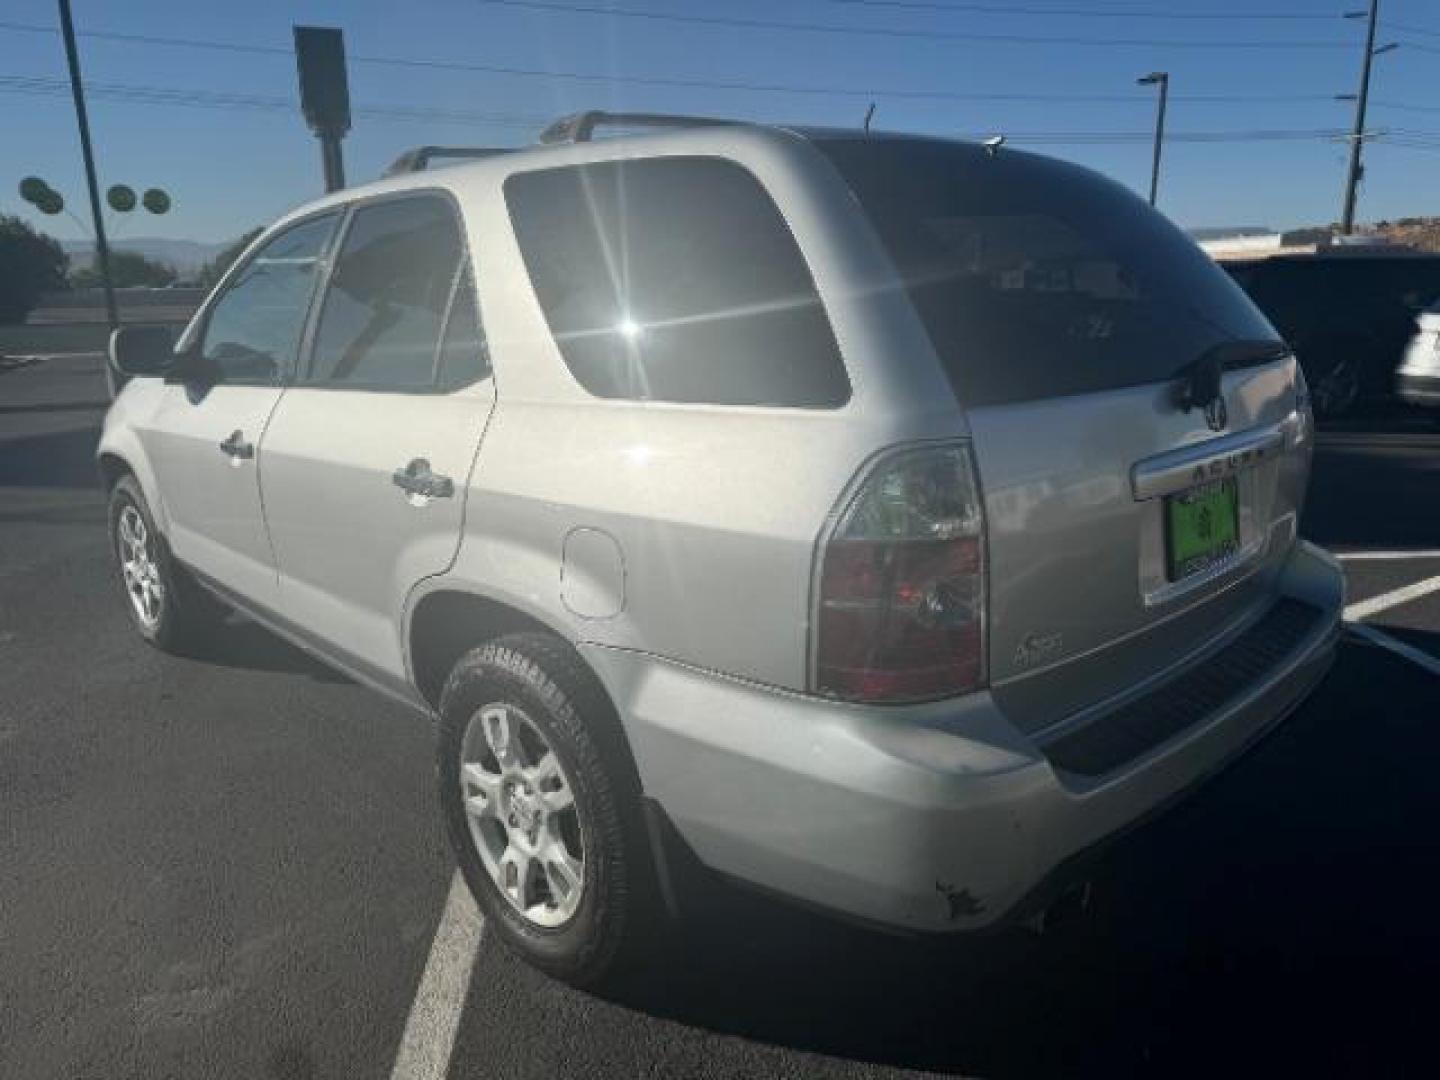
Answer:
(437, 639, 641, 985)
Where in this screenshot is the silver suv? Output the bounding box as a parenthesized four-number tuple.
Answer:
(101, 113, 1343, 986)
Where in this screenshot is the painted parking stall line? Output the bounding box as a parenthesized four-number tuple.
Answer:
(389, 873, 485, 1080)
(1343, 574, 1440, 623)
(1334, 550, 1440, 562)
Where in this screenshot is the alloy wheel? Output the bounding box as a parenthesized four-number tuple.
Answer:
(459, 702, 586, 928)
(117, 505, 164, 630)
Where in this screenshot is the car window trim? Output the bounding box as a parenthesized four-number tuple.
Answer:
(191, 207, 343, 389)
(294, 187, 474, 396)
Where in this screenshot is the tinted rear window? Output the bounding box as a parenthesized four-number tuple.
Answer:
(504, 156, 849, 408)
(817, 138, 1280, 406)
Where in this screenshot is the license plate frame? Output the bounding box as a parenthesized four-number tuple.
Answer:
(1164, 476, 1240, 582)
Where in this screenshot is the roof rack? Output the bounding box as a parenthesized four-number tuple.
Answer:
(384, 146, 511, 176)
(538, 111, 738, 145)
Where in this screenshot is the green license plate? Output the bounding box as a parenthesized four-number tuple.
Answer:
(1165, 477, 1240, 581)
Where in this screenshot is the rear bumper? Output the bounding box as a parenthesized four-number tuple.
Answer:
(1397, 371, 1440, 406)
(583, 540, 1343, 934)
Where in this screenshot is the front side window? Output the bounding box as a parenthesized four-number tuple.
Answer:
(307, 195, 465, 390)
(505, 156, 849, 408)
(200, 213, 337, 383)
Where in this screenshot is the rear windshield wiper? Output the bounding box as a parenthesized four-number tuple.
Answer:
(1170, 339, 1290, 413)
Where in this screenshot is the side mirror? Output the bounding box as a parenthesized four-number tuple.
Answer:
(109, 324, 177, 378)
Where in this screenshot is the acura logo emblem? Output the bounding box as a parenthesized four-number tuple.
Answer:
(1204, 395, 1228, 432)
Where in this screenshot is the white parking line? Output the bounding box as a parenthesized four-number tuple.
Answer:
(1346, 623, 1440, 678)
(4, 351, 105, 361)
(389, 872, 485, 1080)
(1334, 550, 1440, 562)
(1343, 574, 1440, 623)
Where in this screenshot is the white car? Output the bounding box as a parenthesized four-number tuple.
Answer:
(1398, 303, 1440, 406)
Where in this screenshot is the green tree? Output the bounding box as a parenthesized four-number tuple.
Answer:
(0, 214, 69, 324)
(199, 227, 263, 288)
(72, 250, 178, 288)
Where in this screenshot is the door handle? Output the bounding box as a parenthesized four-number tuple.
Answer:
(392, 458, 454, 502)
(219, 429, 254, 462)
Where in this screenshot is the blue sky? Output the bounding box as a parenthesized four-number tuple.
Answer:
(4, 0, 1439, 245)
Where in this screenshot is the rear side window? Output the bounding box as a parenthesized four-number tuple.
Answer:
(505, 156, 849, 408)
(307, 195, 464, 390)
(817, 138, 1280, 406)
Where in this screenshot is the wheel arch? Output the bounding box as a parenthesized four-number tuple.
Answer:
(407, 586, 583, 712)
(96, 429, 172, 537)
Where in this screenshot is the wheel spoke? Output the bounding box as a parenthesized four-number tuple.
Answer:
(541, 840, 583, 906)
(481, 706, 518, 768)
(499, 844, 538, 911)
(461, 761, 502, 817)
(531, 752, 573, 812)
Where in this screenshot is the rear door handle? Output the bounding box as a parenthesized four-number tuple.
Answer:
(219, 429, 254, 462)
(392, 458, 454, 502)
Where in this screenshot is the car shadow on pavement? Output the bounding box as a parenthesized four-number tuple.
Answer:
(176, 615, 353, 686)
(0, 425, 103, 489)
(600, 644, 1440, 1077)
(1307, 441, 1440, 549)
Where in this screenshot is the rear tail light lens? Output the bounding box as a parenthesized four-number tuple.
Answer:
(813, 443, 986, 703)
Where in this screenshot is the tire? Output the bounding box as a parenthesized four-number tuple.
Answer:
(437, 632, 657, 988)
(107, 474, 225, 652)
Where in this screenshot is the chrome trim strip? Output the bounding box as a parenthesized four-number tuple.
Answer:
(1131, 423, 1286, 501)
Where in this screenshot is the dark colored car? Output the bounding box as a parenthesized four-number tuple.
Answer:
(1223, 254, 1440, 417)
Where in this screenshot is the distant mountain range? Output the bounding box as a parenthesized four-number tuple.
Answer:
(61, 237, 225, 274)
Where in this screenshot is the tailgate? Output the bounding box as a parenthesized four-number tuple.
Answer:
(972, 359, 1305, 734)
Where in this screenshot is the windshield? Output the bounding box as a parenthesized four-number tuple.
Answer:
(817, 137, 1282, 406)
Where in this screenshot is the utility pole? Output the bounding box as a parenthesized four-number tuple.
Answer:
(57, 0, 118, 394)
(1341, 0, 1383, 235)
(1137, 71, 1169, 207)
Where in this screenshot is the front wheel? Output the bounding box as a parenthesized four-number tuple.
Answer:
(107, 474, 225, 651)
(436, 632, 657, 987)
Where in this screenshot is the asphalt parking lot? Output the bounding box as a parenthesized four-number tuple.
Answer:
(2, 352, 1438, 1079)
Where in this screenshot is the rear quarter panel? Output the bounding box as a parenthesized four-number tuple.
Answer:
(434, 129, 965, 692)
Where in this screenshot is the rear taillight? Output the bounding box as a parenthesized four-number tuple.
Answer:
(813, 443, 986, 704)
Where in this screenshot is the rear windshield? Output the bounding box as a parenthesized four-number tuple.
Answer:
(817, 138, 1281, 406)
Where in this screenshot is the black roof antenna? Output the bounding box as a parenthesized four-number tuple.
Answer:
(863, 102, 876, 134)
(983, 135, 1006, 157)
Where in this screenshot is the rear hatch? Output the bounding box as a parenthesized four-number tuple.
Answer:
(818, 137, 1305, 733)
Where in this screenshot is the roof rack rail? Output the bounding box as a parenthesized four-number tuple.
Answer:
(384, 146, 511, 176)
(538, 110, 738, 145)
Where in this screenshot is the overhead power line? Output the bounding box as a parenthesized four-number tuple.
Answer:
(820, 0, 1343, 19)
(0, 74, 545, 127)
(0, 20, 1357, 106)
(478, 0, 1355, 49)
(1382, 20, 1440, 39)
(11, 74, 1440, 154)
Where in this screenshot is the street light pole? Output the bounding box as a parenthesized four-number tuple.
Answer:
(1138, 71, 1169, 208)
(56, 0, 118, 394)
(1341, 0, 1381, 235)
